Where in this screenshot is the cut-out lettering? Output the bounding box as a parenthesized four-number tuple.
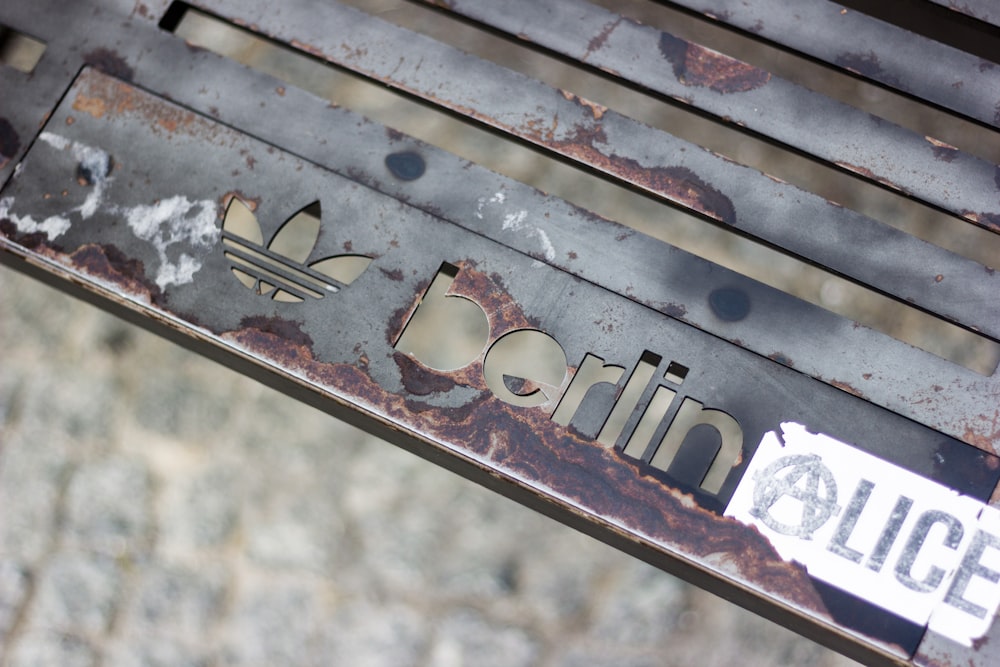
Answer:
(649, 399, 743, 495)
(597, 352, 660, 447)
(550, 355, 624, 427)
(395, 263, 490, 371)
(483, 330, 567, 407)
(621, 386, 677, 459)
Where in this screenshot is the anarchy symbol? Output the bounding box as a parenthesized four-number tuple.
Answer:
(750, 454, 839, 539)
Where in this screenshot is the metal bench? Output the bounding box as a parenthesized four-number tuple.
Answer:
(2, 1, 998, 664)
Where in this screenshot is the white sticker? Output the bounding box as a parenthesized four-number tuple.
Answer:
(725, 422, 1000, 646)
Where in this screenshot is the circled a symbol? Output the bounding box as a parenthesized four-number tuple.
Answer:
(750, 454, 839, 539)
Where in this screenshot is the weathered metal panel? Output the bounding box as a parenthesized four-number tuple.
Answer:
(2, 1, 999, 665)
(418, 0, 1000, 232)
(173, 0, 1000, 341)
(664, 0, 1000, 129)
(3, 62, 998, 666)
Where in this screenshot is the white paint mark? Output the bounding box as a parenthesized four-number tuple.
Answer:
(474, 190, 507, 220)
(536, 228, 556, 262)
(5, 133, 218, 288)
(0, 196, 71, 240)
(123, 195, 218, 289)
(726, 422, 1000, 646)
(38, 132, 114, 219)
(501, 209, 556, 261)
(38, 132, 70, 151)
(501, 210, 528, 231)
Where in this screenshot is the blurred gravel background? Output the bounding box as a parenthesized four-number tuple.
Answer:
(0, 266, 860, 666)
(3, 0, 998, 665)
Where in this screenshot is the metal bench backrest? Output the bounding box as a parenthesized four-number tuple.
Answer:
(2, 1, 999, 664)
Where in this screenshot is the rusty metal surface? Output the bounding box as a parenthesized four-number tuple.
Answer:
(2, 1, 1000, 665)
(1, 62, 994, 667)
(157, 0, 1000, 343)
(663, 0, 1000, 130)
(416, 0, 1000, 232)
(926, 0, 1000, 29)
(0, 0, 993, 459)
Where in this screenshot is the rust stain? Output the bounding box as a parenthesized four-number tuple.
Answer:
(829, 380, 865, 399)
(72, 94, 109, 119)
(239, 315, 313, 348)
(833, 161, 906, 192)
(961, 210, 1000, 232)
(925, 136, 959, 162)
(768, 352, 794, 368)
(221, 191, 260, 213)
(659, 302, 687, 319)
(290, 39, 327, 60)
(379, 267, 404, 282)
(69, 244, 164, 304)
(559, 90, 607, 120)
(220, 319, 828, 615)
(83, 48, 135, 82)
(965, 411, 1000, 457)
(0, 219, 50, 251)
(0, 118, 21, 170)
(658, 33, 770, 94)
(394, 353, 458, 396)
(586, 17, 623, 58)
(364, 52, 733, 225)
(74, 70, 222, 143)
(833, 52, 900, 87)
(538, 124, 737, 225)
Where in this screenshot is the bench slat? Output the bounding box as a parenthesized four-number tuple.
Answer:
(421, 0, 1000, 234)
(666, 0, 1000, 129)
(188, 0, 1000, 340)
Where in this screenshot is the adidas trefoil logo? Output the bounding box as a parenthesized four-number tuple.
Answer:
(222, 197, 371, 303)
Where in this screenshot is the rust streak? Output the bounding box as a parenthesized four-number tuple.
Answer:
(586, 17, 623, 59)
(73, 70, 223, 144)
(559, 90, 607, 120)
(833, 161, 906, 193)
(547, 124, 737, 224)
(83, 48, 135, 82)
(221, 320, 828, 615)
(829, 380, 865, 399)
(925, 136, 959, 162)
(68, 244, 163, 305)
(833, 51, 900, 87)
(658, 33, 770, 94)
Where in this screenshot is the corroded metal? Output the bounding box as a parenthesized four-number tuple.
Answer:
(665, 0, 1000, 129)
(3, 62, 995, 667)
(164, 0, 1000, 342)
(418, 0, 1000, 232)
(2, 1, 1000, 666)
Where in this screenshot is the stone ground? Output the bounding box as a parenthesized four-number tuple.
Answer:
(0, 266, 862, 666)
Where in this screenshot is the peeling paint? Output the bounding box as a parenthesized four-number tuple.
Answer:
(39, 132, 113, 219)
(123, 195, 218, 289)
(0, 196, 72, 241)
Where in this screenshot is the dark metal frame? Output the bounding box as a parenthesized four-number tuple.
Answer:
(2, 1, 998, 665)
